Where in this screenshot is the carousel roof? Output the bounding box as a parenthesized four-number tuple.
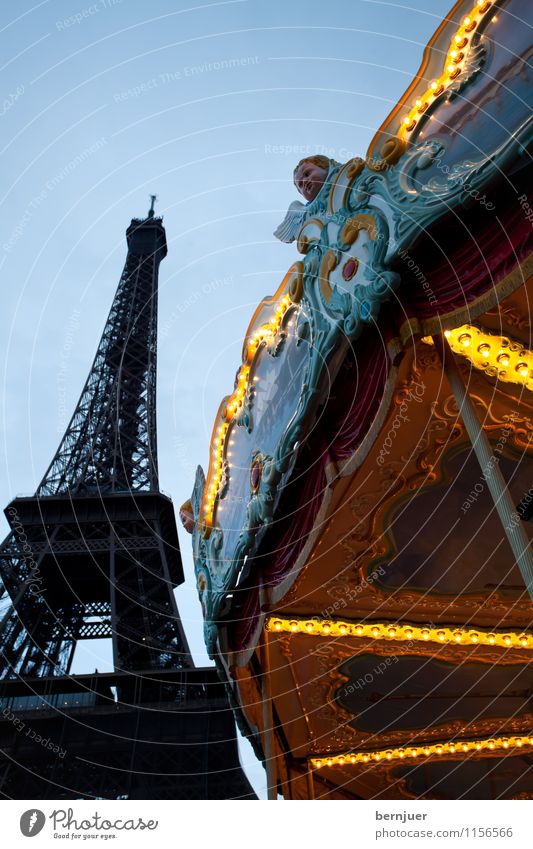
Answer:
(187, 0, 533, 799)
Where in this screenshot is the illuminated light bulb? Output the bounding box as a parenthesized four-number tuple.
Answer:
(447, 64, 455, 74)
(327, 758, 333, 766)
(323, 624, 330, 634)
(454, 631, 462, 643)
(339, 624, 347, 635)
(478, 343, 491, 357)
(273, 620, 282, 632)
(363, 754, 369, 763)
(504, 635, 511, 646)
(315, 760, 322, 769)
(475, 743, 482, 750)
(405, 629, 413, 639)
(436, 746, 443, 755)
(492, 15, 498, 22)
(306, 622, 314, 632)
(422, 629, 430, 640)
(388, 627, 396, 637)
(471, 633, 479, 643)
(444, 329, 451, 338)
(497, 353, 510, 367)
(437, 631, 446, 642)
(398, 749, 405, 758)
(372, 627, 380, 637)
(411, 748, 418, 757)
(450, 744, 456, 753)
(386, 751, 392, 760)
(356, 625, 364, 635)
(488, 741, 495, 749)
(374, 753, 381, 761)
(339, 757, 345, 766)
(351, 755, 356, 764)
(290, 621, 298, 633)
(516, 739, 523, 748)
(516, 362, 529, 377)
(424, 747, 430, 756)
(459, 333, 471, 347)
(502, 740, 509, 749)
(462, 743, 469, 752)
(520, 635, 528, 647)
(488, 634, 495, 644)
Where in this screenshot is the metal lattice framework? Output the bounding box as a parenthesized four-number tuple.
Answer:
(0, 206, 192, 678)
(38, 216, 162, 496)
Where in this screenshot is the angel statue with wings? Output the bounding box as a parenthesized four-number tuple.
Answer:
(273, 154, 341, 243)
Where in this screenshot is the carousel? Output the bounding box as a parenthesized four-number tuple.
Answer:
(183, 0, 533, 799)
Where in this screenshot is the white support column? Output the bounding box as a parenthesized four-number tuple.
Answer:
(434, 334, 533, 601)
(260, 621, 278, 800)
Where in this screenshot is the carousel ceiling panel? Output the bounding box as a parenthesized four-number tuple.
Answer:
(265, 628, 533, 758)
(392, 752, 533, 800)
(335, 654, 533, 734)
(376, 448, 530, 597)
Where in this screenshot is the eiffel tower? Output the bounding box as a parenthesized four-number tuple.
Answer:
(0, 200, 256, 799)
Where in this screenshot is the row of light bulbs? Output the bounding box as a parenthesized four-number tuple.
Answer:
(200, 293, 293, 532)
(399, 0, 493, 138)
(266, 617, 533, 649)
(311, 735, 533, 769)
(422, 325, 533, 390)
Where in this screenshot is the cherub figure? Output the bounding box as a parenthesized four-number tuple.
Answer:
(274, 154, 340, 243)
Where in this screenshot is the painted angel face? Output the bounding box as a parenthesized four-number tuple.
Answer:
(293, 161, 328, 202)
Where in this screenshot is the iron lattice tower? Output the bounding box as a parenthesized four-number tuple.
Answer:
(0, 202, 256, 799)
(0, 200, 191, 678)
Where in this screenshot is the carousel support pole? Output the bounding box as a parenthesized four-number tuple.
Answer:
(434, 334, 533, 600)
(260, 598, 277, 800)
(306, 761, 316, 799)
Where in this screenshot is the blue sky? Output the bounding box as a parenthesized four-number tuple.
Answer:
(1, 0, 454, 795)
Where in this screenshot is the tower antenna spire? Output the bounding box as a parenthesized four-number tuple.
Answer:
(148, 194, 157, 217)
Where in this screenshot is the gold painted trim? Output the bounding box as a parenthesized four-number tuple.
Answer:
(318, 250, 338, 304)
(339, 214, 377, 245)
